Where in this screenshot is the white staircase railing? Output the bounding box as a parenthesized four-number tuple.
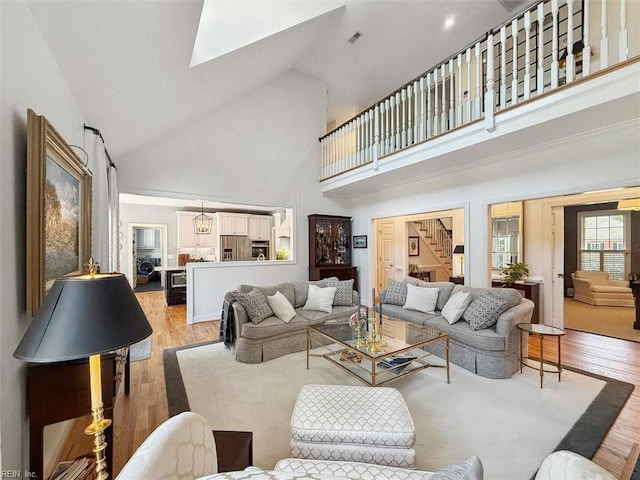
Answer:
(415, 219, 453, 262)
(319, 0, 637, 181)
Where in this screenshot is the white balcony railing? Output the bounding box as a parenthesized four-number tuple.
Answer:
(320, 0, 639, 181)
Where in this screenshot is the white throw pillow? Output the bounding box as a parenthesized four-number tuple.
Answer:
(302, 285, 337, 314)
(441, 290, 472, 324)
(267, 290, 297, 323)
(403, 283, 439, 314)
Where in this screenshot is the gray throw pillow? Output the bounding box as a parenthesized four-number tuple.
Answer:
(238, 283, 295, 307)
(463, 294, 507, 331)
(430, 456, 484, 480)
(234, 288, 274, 324)
(385, 279, 408, 306)
(326, 279, 354, 306)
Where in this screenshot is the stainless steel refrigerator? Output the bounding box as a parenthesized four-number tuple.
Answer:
(220, 235, 251, 261)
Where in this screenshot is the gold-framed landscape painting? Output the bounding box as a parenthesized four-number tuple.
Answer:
(26, 109, 92, 316)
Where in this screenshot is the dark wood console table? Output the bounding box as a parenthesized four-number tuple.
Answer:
(27, 349, 129, 480)
(492, 281, 540, 324)
(213, 430, 253, 472)
(631, 281, 640, 330)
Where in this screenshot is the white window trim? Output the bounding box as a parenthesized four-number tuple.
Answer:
(577, 209, 630, 278)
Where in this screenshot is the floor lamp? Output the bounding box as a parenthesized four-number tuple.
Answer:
(453, 245, 465, 277)
(14, 259, 152, 479)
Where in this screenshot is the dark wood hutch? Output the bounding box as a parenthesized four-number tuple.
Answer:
(308, 214, 358, 292)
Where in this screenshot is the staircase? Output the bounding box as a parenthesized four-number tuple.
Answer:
(414, 219, 453, 268)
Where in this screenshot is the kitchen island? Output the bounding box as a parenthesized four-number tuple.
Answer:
(162, 267, 186, 305)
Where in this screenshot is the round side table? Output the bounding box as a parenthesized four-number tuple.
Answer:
(517, 323, 565, 388)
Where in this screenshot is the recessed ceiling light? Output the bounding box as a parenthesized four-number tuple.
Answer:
(443, 18, 455, 30)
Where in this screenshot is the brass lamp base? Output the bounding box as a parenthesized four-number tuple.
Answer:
(84, 405, 112, 480)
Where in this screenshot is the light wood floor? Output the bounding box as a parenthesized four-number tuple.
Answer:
(109, 291, 639, 477)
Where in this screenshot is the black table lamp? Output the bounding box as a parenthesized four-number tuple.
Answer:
(14, 258, 152, 480)
(453, 245, 465, 277)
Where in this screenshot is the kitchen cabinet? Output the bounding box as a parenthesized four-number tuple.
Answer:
(248, 215, 273, 240)
(165, 269, 187, 305)
(217, 213, 249, 236)
(136, 228, 158, 248)
(177, 211, 216, 247)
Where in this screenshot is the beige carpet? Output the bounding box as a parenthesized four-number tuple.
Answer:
(564, 298, 639, 343)
(176, 343, 606, 480)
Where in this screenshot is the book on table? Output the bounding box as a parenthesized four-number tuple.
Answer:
(377, 355, 417, 374)
(50, 457, 94, 480)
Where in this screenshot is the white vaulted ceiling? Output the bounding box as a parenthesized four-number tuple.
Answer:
(27, 0, 528, 159)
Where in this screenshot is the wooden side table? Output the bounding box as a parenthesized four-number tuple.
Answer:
(449, 276, 464, 285)
(630, 281, 640, 330)
(517, 323, 565, 388)
(213, 430, 253, 472)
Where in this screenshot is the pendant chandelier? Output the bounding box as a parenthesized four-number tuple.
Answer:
(193, 201, 213, 235)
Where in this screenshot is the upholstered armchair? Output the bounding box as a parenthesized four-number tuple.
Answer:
(116, 412, 218, 480)
(571, 271, 635, 308)
(535, 443, 640, 480)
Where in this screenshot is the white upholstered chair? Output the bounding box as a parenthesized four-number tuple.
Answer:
(571, 271, 635, 307)
(535, 443, 640, 480)
(116, 412, 217, 480)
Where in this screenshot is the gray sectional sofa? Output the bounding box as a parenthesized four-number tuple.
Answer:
(380, 277, 534, 379)
(230, 278, 358, 363)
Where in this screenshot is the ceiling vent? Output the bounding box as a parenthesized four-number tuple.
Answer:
(348, 32, 362, 44)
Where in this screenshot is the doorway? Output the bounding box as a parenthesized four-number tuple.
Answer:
(373, 208, 465, 294)
(560, 202, 638, 342)
(491, 187, 639, 341)
(128, 223, 168, 292)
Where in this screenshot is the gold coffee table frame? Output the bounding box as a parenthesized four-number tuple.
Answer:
(307, 317, 450, 387)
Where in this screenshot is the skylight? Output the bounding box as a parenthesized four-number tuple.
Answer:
(191, 0, 346, 68)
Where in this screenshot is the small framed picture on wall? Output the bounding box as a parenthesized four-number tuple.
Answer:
(353, 235, 367, 248)
(408, 236, 420, 256)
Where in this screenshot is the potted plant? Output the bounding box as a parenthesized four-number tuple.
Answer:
(276, 248, 290, 260)
(501, 262, 529, 284)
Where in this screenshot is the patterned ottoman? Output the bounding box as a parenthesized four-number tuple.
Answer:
(289, 384, 416, 468)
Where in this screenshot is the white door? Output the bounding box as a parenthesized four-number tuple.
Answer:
(551, 206, 565, 328)
(377, 220, 396, 292)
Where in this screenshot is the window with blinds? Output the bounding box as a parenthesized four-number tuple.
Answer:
(577, 210, 630, 280)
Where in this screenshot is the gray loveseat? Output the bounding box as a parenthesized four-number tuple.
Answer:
(380, 277, 534, 379)
(230, 278, 358, 363)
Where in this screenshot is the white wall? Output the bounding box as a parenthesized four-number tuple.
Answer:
(343, 123, 639, 315)
(0, 1, 88, 469)
(116, 70, 349, 281)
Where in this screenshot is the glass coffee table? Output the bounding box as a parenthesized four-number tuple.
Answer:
(307, 316, 450, 387)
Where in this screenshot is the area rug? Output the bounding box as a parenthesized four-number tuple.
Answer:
(164, 343, 633, 480)
(129, 337, 152, 362)
(564, 297, 640, 343)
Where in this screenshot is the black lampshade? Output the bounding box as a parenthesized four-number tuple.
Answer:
(453, 245, 464, 254)
(14, 273, 152, 363)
